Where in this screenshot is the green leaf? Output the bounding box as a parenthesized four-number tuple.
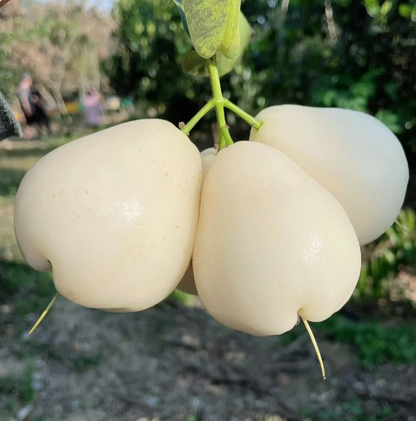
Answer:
(218, 0, 241, 59)
(384, 81, 397, 101)
(172, 0, 191, 37)
(216, 12, 252, 76)
(383, 249, 396, 265)
(364, 0, 380, 16)
(407, 209, 416, 232)
(182, 0, 241, 59)
(370, 257, 380, 279)
(172, 0, 183, 9)
(375, 109, 403, 134)
(399, 4, 416, 19)
(182, 12, 252, 78)
(380, 0, 392, 16)
(182, 51, 208, 77)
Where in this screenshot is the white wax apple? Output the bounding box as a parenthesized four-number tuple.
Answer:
(14, 119, 202, 312)
(193, 141, 361, 336)
(250, 105, 409, 245)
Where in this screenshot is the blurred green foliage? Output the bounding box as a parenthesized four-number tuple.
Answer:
(284, 312, 416, 369)
(317, 400, 394, 421)
(167, 289, 196, 306)
(0, 260, 56, 319)
(357, 208, 416, 301)
(102, 0, 206, 124)
(0, 362, 35, 406)
(104, 0, 416, 153)
(322, 315, 416, 369)
(0, 28, 18, 100)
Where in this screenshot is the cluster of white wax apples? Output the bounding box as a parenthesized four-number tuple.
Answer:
(14, 105, 409, 336)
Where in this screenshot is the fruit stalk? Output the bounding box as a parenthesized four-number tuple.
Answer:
(207, 58, 233, 151)
(302, 318, 326, 380)
(181, 61, 262, 141)
(182, 100, 215, 135)
(223, 98, 262, 130)
(29, 292, 60, 334)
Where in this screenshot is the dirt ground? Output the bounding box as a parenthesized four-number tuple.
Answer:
(2, 296, 416, 421)
(1, 138, 416, 421)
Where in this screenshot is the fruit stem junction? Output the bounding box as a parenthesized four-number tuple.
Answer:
(207, 58, 233, 151)
(181, 58, 262, 148)
(223, 98, 263, 131)
(182, 100, 215, 136)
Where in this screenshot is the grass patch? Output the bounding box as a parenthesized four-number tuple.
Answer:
(0, 259, 56, 339)
(0, 362, 35, 404)
(166, 289, 196, 306)
(0, 260, 53, 298)
(71, 354, 102, 372)
(322, 316, 416, 369)
(0, 136, 68, 334)
(0, 167, 28, 196)
(14, 335, 102, 373)
(0, 260, 56, 312)
(316, 399, 395, 421)
(281, 313, 416, 369)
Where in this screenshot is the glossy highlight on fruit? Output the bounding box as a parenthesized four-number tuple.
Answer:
(250, 105, 409, 245)
(14, 119, 202, 312)
(193, 141, 361, 336)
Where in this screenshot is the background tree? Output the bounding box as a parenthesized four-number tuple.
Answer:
(104, 0, 416, 155)
(0, 0, 22, 100)
(102, 0, 213, 124)
(1, 0, 114, 113)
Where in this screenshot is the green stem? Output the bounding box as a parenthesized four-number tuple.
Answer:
(207, 59, 233, 151)
(182, 100, 215, 135)
(181, 60, 262, 144)
(223, 99, 263, 131)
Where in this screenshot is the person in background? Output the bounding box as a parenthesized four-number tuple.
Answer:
(30, 82, 51, 136)
(83, 87, 105, 129)
(17, 74, 51, 138)
(17, 74, 34, 126)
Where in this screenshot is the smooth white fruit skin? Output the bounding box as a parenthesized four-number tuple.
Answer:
(250, 105, 409, 246)
(14, 119, 202, 312)
(176, 147, 217, 296)
(193, 141, 361, 336)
